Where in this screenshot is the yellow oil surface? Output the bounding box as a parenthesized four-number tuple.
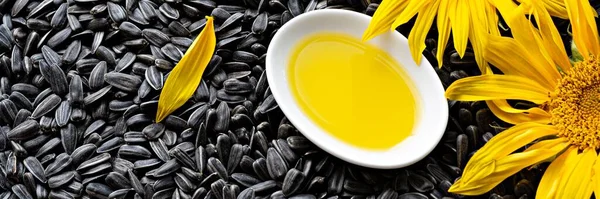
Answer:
(288, 32, 418, 150)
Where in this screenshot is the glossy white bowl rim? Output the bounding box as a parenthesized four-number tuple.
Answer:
(266, 9, 448, 169)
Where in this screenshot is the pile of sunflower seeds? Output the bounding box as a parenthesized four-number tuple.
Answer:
(0, 0, 542, 198)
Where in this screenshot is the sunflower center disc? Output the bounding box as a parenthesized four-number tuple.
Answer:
(550, 57, 600, 149)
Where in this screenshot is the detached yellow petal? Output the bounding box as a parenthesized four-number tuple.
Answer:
(156, 16, 216, 122)
(362, 0, 409, 41)
(486, 100, 551, 125)
(445, 75, 552, 104)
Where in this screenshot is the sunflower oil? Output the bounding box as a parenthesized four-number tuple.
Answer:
(288, 32, 418, 150)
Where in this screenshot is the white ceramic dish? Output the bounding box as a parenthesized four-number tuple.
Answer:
(266, 9, 448, 169)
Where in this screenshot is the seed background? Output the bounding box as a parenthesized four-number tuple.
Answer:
(0, 0, 590, 198)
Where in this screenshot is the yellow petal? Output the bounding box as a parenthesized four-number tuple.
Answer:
(448, 0, 470, 57)
(486, 1, 501, 37)
(537, 147, 574, 199)
(464, 123, 557, 166)
(406, 0, 439, 64)
(486, 100, 551, 124)
(435, 0, 451, 67)
(492, 0, 518, 28)
(156, 16, 216, 122)
(515, 0, 568, 18)
(452, 123, 559, 194)
(445, 75, 552, 104)
(450, 141, 566, 195)
(524, 137, 567, 153)
(593, 153, 600, 198)
(468, 0, 490, 72)
(557, 148, 596, 198)
(391, 0, 431, 28)
(528, 0, 571, 73)
(504, 5, 539, 47)
(362, 0, 409, 41)
(484, 35, 559, 90)
(504, 5, 563, 84)
(542, 0, 568, 18)
(565, 0, 600, 58)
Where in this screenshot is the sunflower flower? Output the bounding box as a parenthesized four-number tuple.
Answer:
(445, 0, 600, 197)
(362, 0, 567, 72)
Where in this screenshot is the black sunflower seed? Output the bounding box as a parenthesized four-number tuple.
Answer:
(12, 83, 39, 97)
(48, 171, 74, 188)
(8, 120, 39, 140)
(407, 172, 434, 193)
(327, 165, 345, 194)
(119, 22, 142, 37)
(171, 147, 196, 169)
(208, 157, 228, 180)
(24, 156, 46, 183)
(115, 52, 136, 72)
(86, 183, 113, 199)
(54, 101, 71, 127)
(38, 60, 68, 96)
(142, 28, 170, 46)
(107, 2, 127, 23)
(62, 40, 82, 66)
(266, 148, 287, 180)
(159, 3, 179, 20)
(150, 139, 170, 162)
(71, 144, 96, 166)
(12, 184, 34, 199)
(77, 153, 110, 171)
(155, 159, 181, 178)
(35, 138, 60, 158)
(104, 72, 142, 93)
(287, 0, 304, 17)
(174, 173, 195, 193)
(282, 168, 305, 196)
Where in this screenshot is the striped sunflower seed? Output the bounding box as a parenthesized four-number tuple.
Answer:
(107, 2, 127, 23)
(145, 65, 163, 90)
(142, 28, 170, 46)
(55, 101, 71, 127)
(159, 3, 179, 20)
(104, 72, 142, 93)
(8, 120, 39, 141)
(48, 171, 75, 188)
(38, 60, 68, 96)
(62, 40, 82, 66)
(71, 144, 96, 166)
(24, 156, 46, 183)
